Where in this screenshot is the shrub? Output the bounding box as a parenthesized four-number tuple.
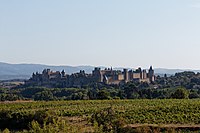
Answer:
(0, 109, 57, 131)
(91, 107, 127, 133)
(171, 88, 189, 99)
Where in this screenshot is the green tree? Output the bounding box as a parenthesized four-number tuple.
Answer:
(124, 83, 137, 99)
(189, 91, 200, 99)
(97, 89, 111, 100)
(171, 88, 189, 99)
(91, 107, 127, 133)
(34, 91, 54, 101)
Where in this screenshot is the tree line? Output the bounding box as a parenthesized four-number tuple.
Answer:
(1, 71, 200, 101)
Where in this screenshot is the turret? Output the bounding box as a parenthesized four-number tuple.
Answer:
(142, 70, 147, 79)
(123, 69, 128, 82)
(47, 69, 51, 74)
(148, 66, 155, 82)
(32, 73, 36, 80)
(92, 67, 102, 82)
(32, 72, 35, 77)
(61, 70, 65, 77)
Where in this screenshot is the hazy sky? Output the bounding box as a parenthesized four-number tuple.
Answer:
(1, 0, 200, 69)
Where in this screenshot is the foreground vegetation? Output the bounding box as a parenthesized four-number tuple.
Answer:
(1, 71, 200, 132)
(1, 99, 200, 132)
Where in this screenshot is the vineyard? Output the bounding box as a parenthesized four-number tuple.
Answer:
(1, 99, 200, 132)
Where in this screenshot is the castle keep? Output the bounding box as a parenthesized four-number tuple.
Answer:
(25, 66, 155, 87)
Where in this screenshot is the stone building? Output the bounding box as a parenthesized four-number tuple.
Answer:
(92, 66, 155, 84)
(25, 66, 155, 87)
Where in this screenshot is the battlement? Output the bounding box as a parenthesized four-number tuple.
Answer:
(25, 66, 155, 87)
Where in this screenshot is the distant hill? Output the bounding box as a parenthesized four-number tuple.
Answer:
(154, 68, 200, 77)
(0, 62, 95, 80)
(0, 62, 199, 80)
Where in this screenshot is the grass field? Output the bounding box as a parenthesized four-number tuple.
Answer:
(1, 99, 200, 132)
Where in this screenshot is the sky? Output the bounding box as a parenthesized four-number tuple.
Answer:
(1, 0, 200, 69)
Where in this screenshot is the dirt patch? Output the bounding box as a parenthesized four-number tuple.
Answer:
(63, 116, 94, 132)
(126, 124, 200, 131)
(0, 100, 34, 104)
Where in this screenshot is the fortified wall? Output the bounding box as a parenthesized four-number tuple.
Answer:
(25, 66, 155, 87)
